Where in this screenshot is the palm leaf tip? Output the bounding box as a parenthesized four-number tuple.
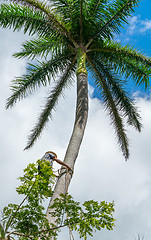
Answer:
(127, 113, 142, 132)
(121, 135, 129, 161)
(24, 109, 50, 150)
(112, 115, 129, 160)
(24, 131, 40, 150)
(6, 93, 18, 109)
(111, 115, 129, 160)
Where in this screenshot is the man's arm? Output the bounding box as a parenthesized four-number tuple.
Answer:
(53, 158, 73, 172)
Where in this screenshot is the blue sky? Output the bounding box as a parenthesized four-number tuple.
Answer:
(89, 0, 151, 98)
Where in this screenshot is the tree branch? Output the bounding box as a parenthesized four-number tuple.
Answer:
(6, 182, 35, 231)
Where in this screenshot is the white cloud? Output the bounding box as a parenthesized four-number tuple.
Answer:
(128, 16, 139, 34)
(140, 19, 151, 32)
(121, 16, 151, 42)
(1, 29, 151, 240)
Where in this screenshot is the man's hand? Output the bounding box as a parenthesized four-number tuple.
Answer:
(53, 158, 73, 173)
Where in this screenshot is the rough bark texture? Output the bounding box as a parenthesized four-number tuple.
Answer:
(46, 50, 88, 225)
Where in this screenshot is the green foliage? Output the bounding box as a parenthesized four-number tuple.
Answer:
(24, 57, 76, 150)
(17, 159, 55, 199)
(0, 3, 50, 36)
(13, 35, 64, 60)
(1, 159, 56, 240)
(1, 160, 115, 240)
(6, 49, 74, 109)
(50, 194, 115, 239)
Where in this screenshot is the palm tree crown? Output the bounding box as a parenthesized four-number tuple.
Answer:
(0, 0, 151, 160)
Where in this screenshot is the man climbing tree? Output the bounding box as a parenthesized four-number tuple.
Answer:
(0, 0, 151, 230)
(38, 151, 73, 175)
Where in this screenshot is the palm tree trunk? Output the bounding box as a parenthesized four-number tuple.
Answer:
(46, 49, 88, 224)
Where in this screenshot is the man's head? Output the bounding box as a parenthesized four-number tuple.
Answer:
(45, 151, 57, 159)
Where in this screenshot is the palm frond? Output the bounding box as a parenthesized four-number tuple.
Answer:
(123, 61, 150, 88)
(80, 0, 83, 42)
(87, 56, 129, 159)
(84, 0, 107, 18)
(82, 0, 107, 38)
(10, 0, 51, 15)
(52, 0, 79, 24)
(111, 56, 150, 89)
(0, 3, 54, 37)
(64, 0, 82, 43)
(6, 52, 73, 109)
(89, 0, 140, 42)
(92, 58, 142, 132)
(13, 34, 66, 60)
(89, 40, 151, 68)
(52, 0, 87, 45)
(25, 57, 76, 149)
(9, 0, 72, 39)
(89, 43, 151, 89)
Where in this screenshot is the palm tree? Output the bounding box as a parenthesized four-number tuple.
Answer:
(0, 0, 151, 225)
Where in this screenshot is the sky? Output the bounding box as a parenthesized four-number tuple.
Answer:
(0, 0, 151, 240)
